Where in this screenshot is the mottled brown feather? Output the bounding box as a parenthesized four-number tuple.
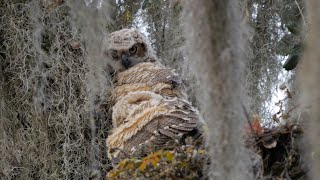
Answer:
(106, 62, 203, 162)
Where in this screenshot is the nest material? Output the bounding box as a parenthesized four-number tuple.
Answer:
(245, 123, 308, 179)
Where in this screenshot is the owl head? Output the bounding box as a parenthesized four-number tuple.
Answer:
(102, 28, 157, 74)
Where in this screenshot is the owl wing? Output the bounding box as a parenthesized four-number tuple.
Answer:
(106, 63, 202, 163)
(151, 100, 200, 141)
(108, 96, 201, 161)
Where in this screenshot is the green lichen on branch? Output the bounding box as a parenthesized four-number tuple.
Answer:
(107, 140, 208, 180)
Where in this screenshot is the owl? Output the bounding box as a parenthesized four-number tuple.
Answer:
(103, 29, 203, 164)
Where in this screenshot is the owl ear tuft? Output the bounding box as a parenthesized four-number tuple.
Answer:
(140, 42, 147, 51)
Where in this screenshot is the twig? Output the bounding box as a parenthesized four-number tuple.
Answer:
(295, 0, 306, 26)
(242, 105, 259, 139)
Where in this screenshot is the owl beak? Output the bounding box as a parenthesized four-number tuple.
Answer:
(121, 54, 131, 69)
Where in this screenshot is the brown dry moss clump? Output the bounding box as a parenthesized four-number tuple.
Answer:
(107, 139, 208, 180)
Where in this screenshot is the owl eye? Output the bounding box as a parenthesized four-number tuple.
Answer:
(110, 50, 118, 59)
(129, 45, 137, 54)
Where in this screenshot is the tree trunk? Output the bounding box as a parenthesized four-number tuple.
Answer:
(183, 1, 253, 179)
(299, 1, 320, 179)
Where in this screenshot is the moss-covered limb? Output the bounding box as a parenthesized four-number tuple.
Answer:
(107, 144, 209, 180)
